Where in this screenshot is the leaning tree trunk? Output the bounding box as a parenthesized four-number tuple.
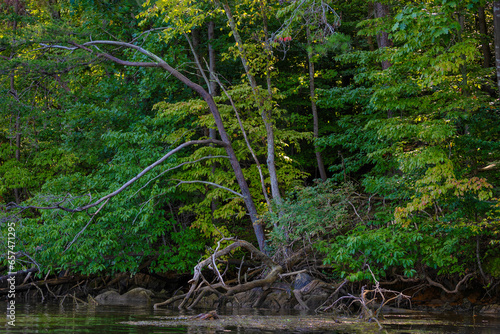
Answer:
(70, 41, 267, 251)
(494, 1, 500, 96)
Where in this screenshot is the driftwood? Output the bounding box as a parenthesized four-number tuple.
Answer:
(0, 275, 78, 296)
(0, 267, 38, 281)
(154, 239, 282, 310)
(318, 265, 411, 330)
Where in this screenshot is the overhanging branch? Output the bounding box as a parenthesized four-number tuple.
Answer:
(172, 180, 243, 198)
(8, 139, 227, 213)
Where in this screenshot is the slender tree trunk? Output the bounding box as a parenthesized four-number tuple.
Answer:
(9, 72, 21, 204)
(222, 2, 282, 205)
(367, 2, 376, 51)
(259, 1, 282, 205)
(478, 6, 492, 68)
(374, 2, 392, 70)
(170, 73, 265, 250)
(208, 21, 218, 215)
(494, 1, 500, 96)
(306, 26, 327, 181)
(208, 21, 218, 97)
(458, 13, 469, 96)
(190, 28, 204, 87)
(374, 1, 393, 118)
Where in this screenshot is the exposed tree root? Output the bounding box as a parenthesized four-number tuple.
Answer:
(154, 238, 282, 310)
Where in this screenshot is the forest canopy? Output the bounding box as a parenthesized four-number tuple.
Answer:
(1, 0, 499, 286)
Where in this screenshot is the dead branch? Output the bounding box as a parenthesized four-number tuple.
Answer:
(425, 273, 474, 294)
(0, 275, 79, 296)
(279, 269, 307, 278)
(131, 155, 230, 198)
(0, 267, 38, 281)
(172, 180, 243, 198)
(64, 198, 109, 251)
(154, 239, 282, 310)
(320, 265, 410, 329)
(8, 139, 226, 213)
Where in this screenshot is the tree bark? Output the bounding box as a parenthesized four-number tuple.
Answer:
(478, 6, 491, 68)
(458, 12, 469, 96)
(374, 1, 393, 118)
(306, 26, 327, 181)
(374, 2, 392, 70)
(494, 1, 500, 96)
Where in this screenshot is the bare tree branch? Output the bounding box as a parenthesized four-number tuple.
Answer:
(425, 273, 474, 294)
(131, 155, 229, 198)
(172, 180, 243, 198)
(154, 239, 282, 309)
(64, 198, 110, 252)
(8, 139, 227, 213)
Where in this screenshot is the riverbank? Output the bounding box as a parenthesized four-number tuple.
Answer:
(2, 269, 500, 317)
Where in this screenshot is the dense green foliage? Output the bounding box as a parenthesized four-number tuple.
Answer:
(1, 0, 499, 285)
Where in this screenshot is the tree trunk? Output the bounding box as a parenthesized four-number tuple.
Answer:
(260, 1, 282, 205)
(190, 28, 204, 87)
(494, 1, 500, 96)
(374, 2, 392, 70)
(208, 21, 218, 215)
(74, 40, 268, 251)
(157, 66, 266, 251)
(208, 21, 218, 97)
(478, 6, 491, 68)
(306, 26, 327, 181)
(458, 12, 469, 96)
(374, 2, 393, 117)
(222, 2, 282, 205)
(9, 73, 21, 204)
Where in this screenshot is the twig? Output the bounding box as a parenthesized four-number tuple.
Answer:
(64, 198, 109, 252)
(31, 283, 45, 302)
(279, 269, 307, 278)
(173, 180, 244, 198)
(237, 254, 245, 284)
(131, 155, 229, 198)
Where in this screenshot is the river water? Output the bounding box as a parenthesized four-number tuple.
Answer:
(2, 302, 500, 333)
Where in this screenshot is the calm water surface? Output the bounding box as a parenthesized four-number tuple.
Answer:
(2, 302, 500, 333)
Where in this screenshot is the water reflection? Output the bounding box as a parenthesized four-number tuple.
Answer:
(2, 301, 500, 334)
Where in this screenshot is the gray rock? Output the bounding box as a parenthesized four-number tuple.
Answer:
(94, 287, 152, 306)
(293, 272, 314, 290)
(479, 304, 500, 315)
